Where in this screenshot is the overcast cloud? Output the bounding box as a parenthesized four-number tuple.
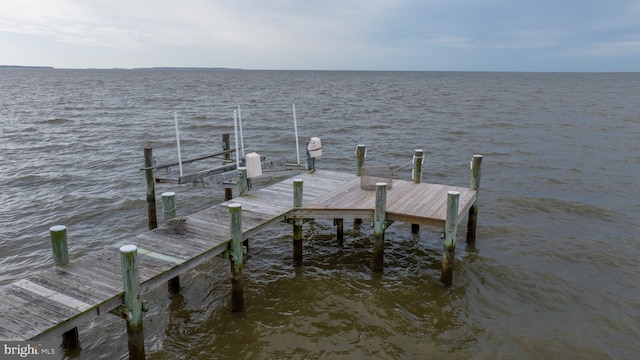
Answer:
(1, 0, 639, 71)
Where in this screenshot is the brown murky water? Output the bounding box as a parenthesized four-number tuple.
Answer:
(1, 69, 639, 359)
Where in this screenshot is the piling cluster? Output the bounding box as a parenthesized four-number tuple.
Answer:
(44, 141, 482, 359)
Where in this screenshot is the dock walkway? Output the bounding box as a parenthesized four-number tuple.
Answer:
(0, 169, 476, 342)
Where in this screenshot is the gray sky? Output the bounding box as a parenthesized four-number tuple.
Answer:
(2, 0, 639, 71)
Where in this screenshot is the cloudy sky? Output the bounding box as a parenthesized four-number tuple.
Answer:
(1, 0, 639, 71)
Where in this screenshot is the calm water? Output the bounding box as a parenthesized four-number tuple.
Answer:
(1, 69, 639, 359)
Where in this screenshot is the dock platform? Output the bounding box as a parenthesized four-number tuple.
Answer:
(0, 169, 477, 344)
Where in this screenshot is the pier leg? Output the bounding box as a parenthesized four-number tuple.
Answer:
(354, 144, 366, 225)
(229, 203, 244, 312)
(225, 188, 233, 201)
(237, 167, 248, 196)
(466, 155, 483, 245)
(162, 192, 180, 292)
(144, 146, 158, 230)
(293, 179, 304, 267)
(49, 225, 69, 266)
(222, 133, 231, 162)
(223, 134, 234, 200)
(372, 183, 387, 273)
(334, 219, 344, 247)
(119, 245, 145, 359)
(411, 149, 424, 234)
(50, 225, 79, 349)
(162, 192, 176, 224)
(441, 191, 460, 286)
(61, 328, 79, 350)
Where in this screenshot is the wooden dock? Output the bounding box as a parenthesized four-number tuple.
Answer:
(0, 168, 478, 348)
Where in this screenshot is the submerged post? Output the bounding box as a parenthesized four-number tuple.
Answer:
(49, 225, 79, 349)
(144, 146, 157, 230)
(162, 192, 180, 292)
(229, 203, 244, 311)
(334, 219, 344, 247)
(372, 182, 387, 272)
(292, 179, 304, 266)
(411, 149, 424, 234)
(466, 155, 483, 245)
(119, 245, 145, 359)
(441, 191, 460, 286)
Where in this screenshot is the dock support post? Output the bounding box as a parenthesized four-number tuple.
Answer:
(466, 155, 483, 245)
(356, 144, 366, 176)
(372, 182, 387, 272)
(144, 146, 158, 230)
(119, 245, 145, 359)
(411, 149, 424, 234)
(50, 225, 69, 266)
(222, 134, 233, 200)
(237, 167, 248, 196)
(229, 203, 244, 311)
(354, 144, 366, 226)
(162, 192, 176, 223)
(334, 219, 344, 246)
(162, 192, 180, 292)
(49, 225, 79, 349)
(441, 191, 460, 286)
(293, 179, 304, 267)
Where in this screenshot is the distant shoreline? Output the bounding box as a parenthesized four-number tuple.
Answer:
(0, 65, 242, 71)
(0, 65, 54, 69)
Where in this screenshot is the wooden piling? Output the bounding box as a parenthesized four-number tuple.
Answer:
(49, 225, 69, 266)
(144, 146, 158, 230)
(372, 182, 387, 272)
(228, 203, 244, 312)
(293, 179, 304, 267)
(162, 192, 180, 292)
(223, 134, 233, 200)
(49, 225, 79, 349)
(356, 144, 366, 176)
(222, 133, 231, 161)
(466, 155, 483, 245)
(354, 144, 366, 226)
(161, 192, 176, 224)
(237, 167, 248, 197)
(413, 149, 424, 183)
(441, 191, 460, 286)
(119, 245, 145, 359)
(334, 219, 344, 246)
(411, 149, 424, 234)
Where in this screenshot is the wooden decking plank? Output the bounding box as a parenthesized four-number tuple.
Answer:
(0, 292, 65, 329)
(0, 299, 41, 340)
(7, 284, 80, 319)
(0, 323, 25, 341)
(24, 270, 115, 307)
(12, 279, 93, 312)
(72, 249, 122, 278)
(184, 209, 232, 239)
(129, 233, 205, 261)
(45, 266, 122, 296)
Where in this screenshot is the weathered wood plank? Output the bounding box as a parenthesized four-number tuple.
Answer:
(12, 279, 94, 311)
